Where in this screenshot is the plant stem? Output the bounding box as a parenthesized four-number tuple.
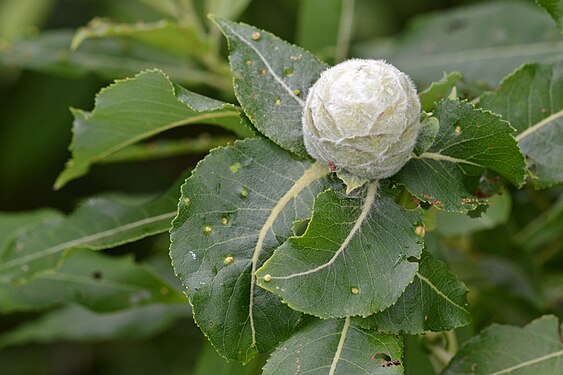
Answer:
(335, 0, 355, 62)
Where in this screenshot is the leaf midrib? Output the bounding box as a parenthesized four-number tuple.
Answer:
(0, 211, 177, 272)
(220, 21, 305, 106)
(267, 182, 378, 281)
(329, 317, 351, 375)
(415, 271, 468, 313)
(247, 162, 329, 346)
(488, 349, 563, 375)
(73, 111, 239, 173)
(515, 108, 563, 142)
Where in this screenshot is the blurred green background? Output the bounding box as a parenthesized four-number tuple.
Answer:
(0, 0, 561, 374)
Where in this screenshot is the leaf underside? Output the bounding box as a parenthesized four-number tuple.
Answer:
(479, 60, 563, 189)
(443, 315, 563, 374)
(353, 1, 563, 86)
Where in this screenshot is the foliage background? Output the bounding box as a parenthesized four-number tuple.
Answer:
(0, 0, 561, 374)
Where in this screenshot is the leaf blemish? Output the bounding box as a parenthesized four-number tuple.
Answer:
(415, 225, 425, 236)
(203, 225, 213, 234)
(224, 256, 234, 265)
(274, 98, 282, 105)
(230, 162, 242, 173)
(261, 69, 267, 75)
(251, 31, 261, 41)
(351, 286, 360, 294)
(239, 187, 249, 198)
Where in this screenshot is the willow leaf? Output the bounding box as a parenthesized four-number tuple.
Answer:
(55, 69, 252, 189)
(353, 1, 563, 86)
(394, 99, 526, 213)
(0, 209, 61, 254)
(263, 318, 404, 375)
(443, 315, 563, 374)
(0, 249, 185, 313)
(169, 138, 333, 363)
(536, 0, 563, 32)
(212, 16, 329, 157)
(256, 184, 424, 318)
(419, 71, 462, 112)
(479, 60, 563, 188)
(72, 18, 207, 59)
(357, 251, 470, 334)
(0, 304, 189, 350)
(0, 179, 182, 284)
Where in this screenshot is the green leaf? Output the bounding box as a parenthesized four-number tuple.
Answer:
(71, 18, 207, 59)
(0, 304, 189, 350)
(436, 192, 511, 236)
(55, 69, 251, 189)
(263, 318, 404, 375)
(99, 136, 235, 164)
(419, 72, 462, 112)
(212, 16, 329, 157)
(443, 315, 563, 374)
(479, 60, 563, 189)
(353, 1, 563, 86)
(394, 100, 526, 213)
(0, 30, 228, 88)
(0, 249, 185, 313)
(256, 183, 424, 318)
(536, 0, 563, 32)
(0, 209, 61, 253)
(356, 251, 470, 334)
(169, 138, 333, 363)
(0, 178, 182, 284)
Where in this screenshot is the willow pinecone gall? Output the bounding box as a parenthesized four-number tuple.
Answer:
(302, 59, 421, 180)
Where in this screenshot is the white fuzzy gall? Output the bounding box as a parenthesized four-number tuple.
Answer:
(302, 59, 421, 180)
